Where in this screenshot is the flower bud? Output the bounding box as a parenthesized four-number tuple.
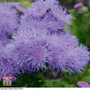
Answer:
(74, 2, 83, 9)
(78, 8, 84, 14)
(77, 81, 90, 87)
(81, 6, 89, 13)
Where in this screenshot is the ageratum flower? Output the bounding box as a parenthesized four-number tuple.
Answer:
(0, 44, 20, 82)
(21, 0, 71, 33)
(26, 0, 59, 17)
(0, 2, 19, 44)
(0, 29, 52, 81)
(51, 5, 72, 25)
(3, 29, 50, 75)
(48, 32, 90, 74)
(3, 42, 34, 74)
(0, 1, 89, 82)
(0, 61, 20, 82)
(26, 0, 71, 23)
(5, 2, 26, 13)
(19, 15, 64, 34)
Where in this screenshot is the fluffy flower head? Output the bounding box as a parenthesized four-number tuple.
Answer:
(48, 32, 90, 74)
(0, 2, 18, 34)
(0, 2, 19, 44)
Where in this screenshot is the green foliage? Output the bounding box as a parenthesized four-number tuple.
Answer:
(42, 63, 89, 87)
(12, 73, 45, 87)
(0, 73, 45, 87)
(43, 79, 64, 87)
(16, 0, 32, 8)
(65, 5, 90, 46)
(61, 64, 90, 87)
(80, 68, 90, 84)
(20, 1, 31, 8)
(81, 76, 90, 83)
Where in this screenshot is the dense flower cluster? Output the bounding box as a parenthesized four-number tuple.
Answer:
(48, 32, 90, 74)
(4, 2, 26, 13)
(0, 2, 19, 45)
(20, 0, 72, 34)
(0, 0, 90, 81)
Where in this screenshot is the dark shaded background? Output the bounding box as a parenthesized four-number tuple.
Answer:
(32, 0, 90, 10)
(58, 0, 89, 9)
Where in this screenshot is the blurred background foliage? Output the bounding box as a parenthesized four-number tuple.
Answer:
(65, 2, 90, 49)
(0, 0, 90, 87)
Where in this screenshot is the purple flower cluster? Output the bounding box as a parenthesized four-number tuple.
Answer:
(0, 0, 90, 82)
(4, 2, 26, 13)
(0, 2, 19, 45)
(20, 0, 72, 34)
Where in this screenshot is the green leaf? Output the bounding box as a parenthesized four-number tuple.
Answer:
(86, 69, 90, 76)
(43, 79, 64, 87)
(20, 1, 31, 8)
(81, 76, 90, 84)
(65, 84, 77, 87)
(68, 9, 75, 15)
